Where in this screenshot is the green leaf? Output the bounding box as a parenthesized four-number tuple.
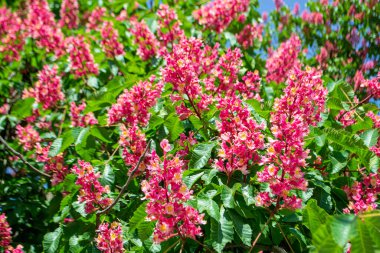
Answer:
(43, 227, 63, 253)
(227, 210, 252, 246)
(11, 98, 34, 119)
(360, 129, 379, 148)
(210, 207, 234, 253)
(48, 138, 63, 157)
(90, 127, 112, 143)
(241, 185, 255, 206)
(60, 129, 75, 153)
(100, 164, 115, 186)
(303, 199, 329, 234)
(221, 185, 235, 208)
(164, 114, 184, 141)
(129, 202, 155, 241)
(197, 196, 220, 221)
(329, 151, 348, 174)
(182, 169, 205, 189)
(351, 215, 380, 253)
(189, 142, 216, 169)
(330, 215, 356, 248)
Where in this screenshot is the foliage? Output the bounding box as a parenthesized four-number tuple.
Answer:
(0, 0, 379, 252)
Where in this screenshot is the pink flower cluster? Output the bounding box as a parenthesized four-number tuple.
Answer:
(0, 213, 12, 248)
(72, 161, 112, 213)
(335, 110, 356, 127)
(86, 7, 106, 31)
(0, 7, 24, 62)
(364, 72, 380, 98)
(22, 65, 65, 110)
(119, 125, 150, 173)
(66, 36, 99, 78)
(301, 11, 324, 24)
(101, 21, 124, 58)
(70, 101, 98, 127)
(26, 0, 65, 57)
(59, 0, 79, 29)
(215, 95, 265, 180)
(0, 214, 24, 253)
(266, 35, 301, 84)
(108, 77, 163, 126)
(157, 4, 185, 48)
(96, 222, 124, 253)
(256, 67, 327, 210)
(16, 124, 41, 151)
(193, 0, 250, 33)
(141, 140, 205, 243)
(129, 18, 159, 60)
(16, 123, 69, 184)
(343, 168, 380, 214)
(236, 23, 263, 49)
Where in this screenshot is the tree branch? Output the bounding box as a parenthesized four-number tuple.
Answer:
(98, 139, 152, 215)
(0, 136, 51, 178)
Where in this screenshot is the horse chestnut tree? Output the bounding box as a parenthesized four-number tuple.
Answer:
(0, 0, 379, 252)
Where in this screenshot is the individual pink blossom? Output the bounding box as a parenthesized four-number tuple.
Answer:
(193, 0, 250, 33)
(236, 23, 263, 49)
(129, 18, 159, 60)
(66, 36, 99, 78)
(141, 142, 205, 243)
(96, 222, 124, 253)
(70, 101, 98, 127)
(157, 4, 185, 48)
(0, 8, 24, 62)
(72, 161, 112, 213)
(214, 95, 265, 181)
(343, 168, 380, 214)
(16, 125, 41, 151)
(22, 65, 64, 110)
(59, 0, 79, 29)
(0, 213, 12, 248)
(101, 21, 124, 58)
(256, 67, 327, 210)
(86, 7, 106, 31)
(336, 110, 356, 127)
(266, 34, 301, 84)
(108, 77, 163, 126)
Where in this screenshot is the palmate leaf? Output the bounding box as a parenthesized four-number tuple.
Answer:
(227, 209, 252, 246)
(210, 207, 234, 253)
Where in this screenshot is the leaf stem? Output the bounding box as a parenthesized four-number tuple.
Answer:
(0, 136, 51, 178)
(97, 140, 152, 215)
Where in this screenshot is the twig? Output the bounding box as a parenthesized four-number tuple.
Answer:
(248, 214, 272, 253)
(163, 240, 180, 253)
(0, 136, 51, 178)
(98, 140, 152, 215)
(276, 222, 295, 253)
(337, 94, 371, 121)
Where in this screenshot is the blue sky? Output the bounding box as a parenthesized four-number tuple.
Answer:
(258, 0, 308, 13)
